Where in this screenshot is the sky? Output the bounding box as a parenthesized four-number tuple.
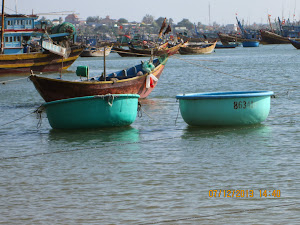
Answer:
(4, 0, 299, 25)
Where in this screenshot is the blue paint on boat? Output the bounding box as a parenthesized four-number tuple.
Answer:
(176, 91, 274, 126)
(242, 41, 260, 47)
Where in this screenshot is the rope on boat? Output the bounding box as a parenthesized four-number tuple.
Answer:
(1, 76, 30, 85)
(171, 55, 300, 90)
(35, 105, 45, 128)
(0, 111, 33, 127)
(138, 202, 298, 225)
(0, 105, 44, 128)
(174, 101, 180, 126)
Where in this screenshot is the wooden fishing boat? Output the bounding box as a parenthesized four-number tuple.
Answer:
(80, 45, 112, 57)
(176, 91, 274, 126)
(112, 46, 142, 57)
(44, 94, 140, 129)
(113, 42, 182, 57)
(260, 30, 291, 44)
(215, 42, 237, 48)
(218, 32, 243, 45)
(179, 41, 217, 55)
(289, 38, 300, 49)
(0, 45, 83, 75)
(30, 54, 169, 102)
(0, 13, 83, 76)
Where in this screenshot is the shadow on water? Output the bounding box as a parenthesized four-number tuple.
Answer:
(181, 124, 271, 139)
(48, 126, 140, 144)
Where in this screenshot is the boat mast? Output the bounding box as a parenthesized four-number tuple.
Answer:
(268, 14, 274, 32)
(15, 0, 17, 14)
(103, 46, 106, 79)
(1, 0, 5, 54)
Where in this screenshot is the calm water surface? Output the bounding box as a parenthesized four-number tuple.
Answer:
(0, 44, 299, 224)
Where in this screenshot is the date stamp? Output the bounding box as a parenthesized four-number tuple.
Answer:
(208, 190, 281, 198)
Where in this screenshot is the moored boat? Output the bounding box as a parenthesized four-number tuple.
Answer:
(289, 38, 300, 49)
(236, 16, 260, 47)
(179, 41, 217, 55)
(0, 13, 83, 76)
(30, 54, 169, 102)
(80, 45, 113, 57)
(44, 94, 140, 129)
(176, 91, 274, 126)
(242, 40, 260, 47)
(113, 42, 182, 57)
(260, 30, 290, 44)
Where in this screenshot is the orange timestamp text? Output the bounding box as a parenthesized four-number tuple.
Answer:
(208, 189, 281, 198)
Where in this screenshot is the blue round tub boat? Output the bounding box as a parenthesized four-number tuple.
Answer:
(44, 94, 140, 129)
(176, 91, 274, 126)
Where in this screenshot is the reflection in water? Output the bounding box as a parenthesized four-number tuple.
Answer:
(181, 124, 271, 139)
(48, 126, 140, 144)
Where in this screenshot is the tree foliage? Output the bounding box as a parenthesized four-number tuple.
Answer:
(118, 18, 128, 24)
(142, 14, 154, 24)
(155, 17, 168, 27)
(177, 18, 194, 30)
(86, 16, 101, 23)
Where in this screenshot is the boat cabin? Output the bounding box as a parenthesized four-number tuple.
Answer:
(0, 14, 38, 54)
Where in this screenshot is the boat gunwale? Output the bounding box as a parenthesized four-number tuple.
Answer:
(176, 91, 274, 99)
(30, 56, 168, 84)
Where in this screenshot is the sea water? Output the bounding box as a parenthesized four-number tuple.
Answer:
(0, 44, 299, 224)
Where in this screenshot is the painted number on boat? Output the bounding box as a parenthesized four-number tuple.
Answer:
(234, 101, 254, 109)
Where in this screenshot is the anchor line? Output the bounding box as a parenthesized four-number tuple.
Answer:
(1, 76, 30, 85)
(171, 55, 300, 90)
(174, 103, 180, 126)
(0, 105, 44, 128)
(0, 111, 33, 127)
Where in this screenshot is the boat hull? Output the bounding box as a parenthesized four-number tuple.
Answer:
(0, 45, 83, 76)
(113, 43, 182, 57)
(44, 94, 140, 129)
(176, 91, 273, 126)
(242, 41, 260, 47)
(80, 46, 112, 57)
(289, 39, 300, 49)
(179, 42, 217, 55)
(30, 56, 168, 101)
(260, 30, 291, 44)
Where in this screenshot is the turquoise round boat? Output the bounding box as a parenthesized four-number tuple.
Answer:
(44, 94, 140, 129)
(176, 91, 274, 126)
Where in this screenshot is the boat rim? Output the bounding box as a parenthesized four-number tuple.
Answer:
(44, 94, 140, 106)
(176, 91, 274, 99)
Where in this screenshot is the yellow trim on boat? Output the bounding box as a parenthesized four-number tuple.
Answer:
(0, 55, 80, 68)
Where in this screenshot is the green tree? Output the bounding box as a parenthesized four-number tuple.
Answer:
(118, 18, 128, 24)
(86, 16, 101, 23)
(177, 18, 194, 30)
(142, 14, 154, 24)
(156, 17, 168, 26)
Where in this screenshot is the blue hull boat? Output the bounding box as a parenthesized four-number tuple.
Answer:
(242, 41, 260, 47)
(176, 91, 274, 126)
